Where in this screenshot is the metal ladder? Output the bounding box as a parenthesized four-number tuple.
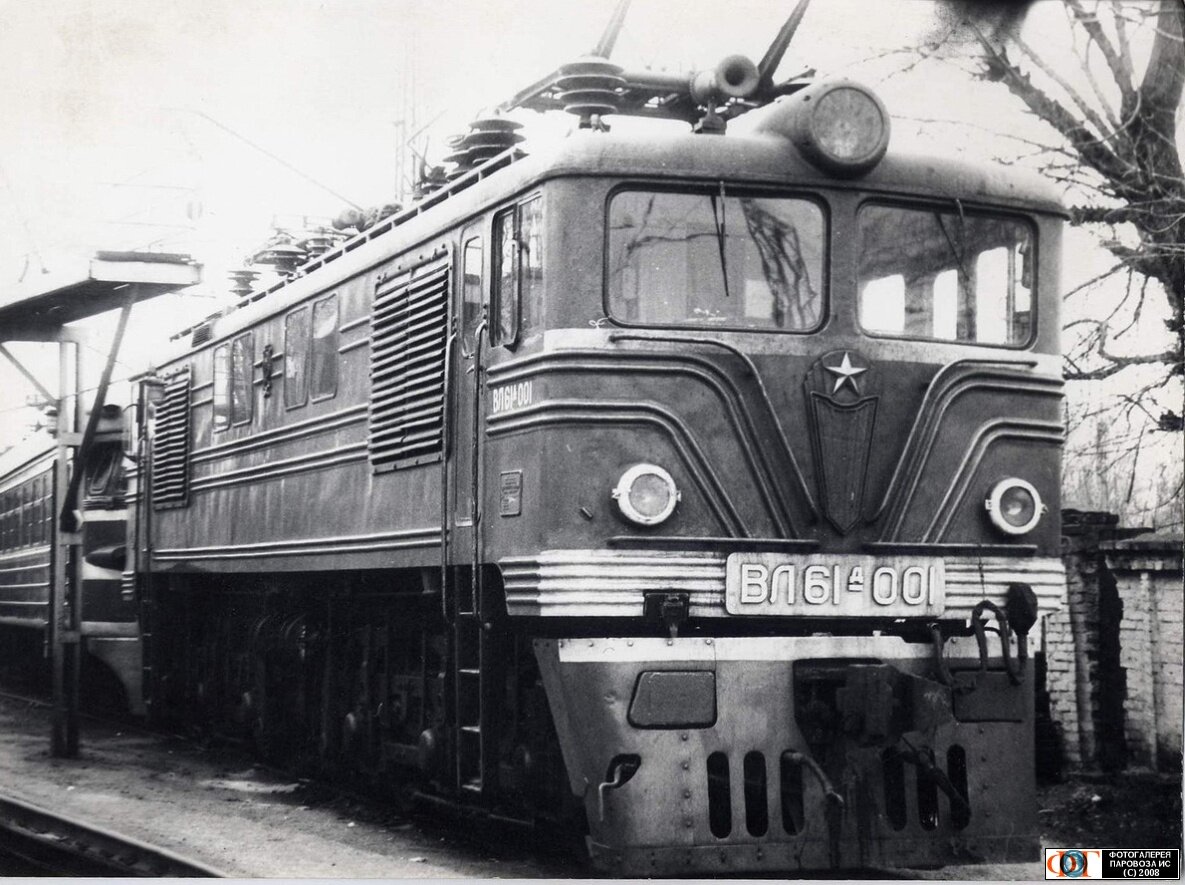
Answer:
(452, 568, 489, 796)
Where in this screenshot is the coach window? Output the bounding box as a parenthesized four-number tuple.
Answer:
(492, 206, 518, 346)
(42, 475, 51, 543)
(6, 491, 14, 549)
(28, 482, 39, 545)
(21, 482, 31, 546)
(35, 476, 45, 544)
(230, 333, 254, 425)
(285, 306, 310, 408)
(212, 343, 231, 431)
(311, 294, 339, 400)
(37, 477, 46, 544)
(460, 230, 483, 355)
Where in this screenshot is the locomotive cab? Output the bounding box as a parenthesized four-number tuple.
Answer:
(471, 89, 1065, 872)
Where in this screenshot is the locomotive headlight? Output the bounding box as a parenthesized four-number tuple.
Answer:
(781, 79, 891, 177)
(612, 464, 680, 526)
(985, 478, 1045, 536)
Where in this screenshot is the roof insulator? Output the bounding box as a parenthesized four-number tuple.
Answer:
(556, 56, 624, 123)
(254, 242, 307, 277)
(444, 114, 524, 180)
(228, 268, 258, 299)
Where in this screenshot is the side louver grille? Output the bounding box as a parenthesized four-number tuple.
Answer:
(152, 368, 192, 509)
(368, 250, 450, 472)
(190, 322, 212, 347)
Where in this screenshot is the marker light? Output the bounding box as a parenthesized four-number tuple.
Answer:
(985, 478, 1045, 536)
(613, 464, 680, 526)
(783, 79, 890, 176)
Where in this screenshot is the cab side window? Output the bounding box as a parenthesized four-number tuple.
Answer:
(520, 196, 543, 331)
(285, 306, 311, 408)
(491, 196, 543, 349)
(493, 208, 518, 346)
(311, 294, 339, 400)
(212, 343, 231, 431)
(230, 333, 254, 425)
(461, 231, 483, 354)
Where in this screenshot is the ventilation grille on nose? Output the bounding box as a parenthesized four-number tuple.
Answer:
(703, 745, 972, 841)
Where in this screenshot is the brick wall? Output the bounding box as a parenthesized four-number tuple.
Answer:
(1045, 520, 1183, 774)
(1103, 538, 1184, 771)
(1043, 551, 1094, 766)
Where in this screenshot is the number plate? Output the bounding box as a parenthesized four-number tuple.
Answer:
(725, 553, 945, 617)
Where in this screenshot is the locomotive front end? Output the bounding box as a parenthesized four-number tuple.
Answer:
(483, 82, 1066, 874)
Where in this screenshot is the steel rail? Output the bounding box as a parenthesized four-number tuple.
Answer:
(0, 791, 225, 877)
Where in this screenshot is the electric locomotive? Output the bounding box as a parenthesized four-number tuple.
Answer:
(114, 25, 1065, 876)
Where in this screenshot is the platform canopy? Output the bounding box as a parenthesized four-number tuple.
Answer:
(0, 251, 201, 339)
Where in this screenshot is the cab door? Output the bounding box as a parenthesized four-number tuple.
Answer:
(449, 227, 485, 560)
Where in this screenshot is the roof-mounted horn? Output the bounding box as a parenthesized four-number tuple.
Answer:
(496, 0, 815, 132)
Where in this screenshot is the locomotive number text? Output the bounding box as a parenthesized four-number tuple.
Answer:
(725, 553, 945, 617)
(490, 381, 533, 415)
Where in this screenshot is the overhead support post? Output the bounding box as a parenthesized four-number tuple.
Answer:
(51, 333, 82, 756)
(52, 285, 139, 757)
(0, 344, 55, 406)
(0, 251, 201, 759)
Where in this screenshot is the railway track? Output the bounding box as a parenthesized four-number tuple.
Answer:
(0, 791, 225, 877)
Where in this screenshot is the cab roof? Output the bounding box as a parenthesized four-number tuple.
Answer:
(162, 123, 1064, 359)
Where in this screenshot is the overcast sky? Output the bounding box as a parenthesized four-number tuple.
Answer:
(0, 0, 1171, 448)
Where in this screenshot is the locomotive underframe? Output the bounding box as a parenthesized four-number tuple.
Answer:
(145, 568, 576, 822)
(141, 559, 1043, 875)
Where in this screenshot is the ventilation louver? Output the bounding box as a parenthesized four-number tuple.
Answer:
(190, 323, 213, 347)
(152, 368, 192, 509)
(368, 249, 451, 472)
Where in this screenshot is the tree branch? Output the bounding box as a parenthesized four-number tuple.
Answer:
(1069, 204, 1146, 224)
(1012, 31, 1120, 143)
(1136, 3, 1185, 148)
(1110, 0, 1137, 83)
(1060, 259, 1128, 298)
(974, 38, 1133, 185)
(1068, 0, 1136, 94)
(1064, 349, 1178, 380)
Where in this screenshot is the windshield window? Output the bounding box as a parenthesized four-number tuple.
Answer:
(607, 188, 825, 331)
(858, 205, 1034, 345)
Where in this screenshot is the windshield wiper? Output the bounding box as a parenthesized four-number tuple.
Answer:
(709, 181, 732, 300)
(934, 198, 973, 283)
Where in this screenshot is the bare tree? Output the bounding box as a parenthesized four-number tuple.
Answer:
(964, 1, 1184, 430)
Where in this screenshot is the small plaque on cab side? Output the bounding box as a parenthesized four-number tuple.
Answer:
(499, 470, 523, 517)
